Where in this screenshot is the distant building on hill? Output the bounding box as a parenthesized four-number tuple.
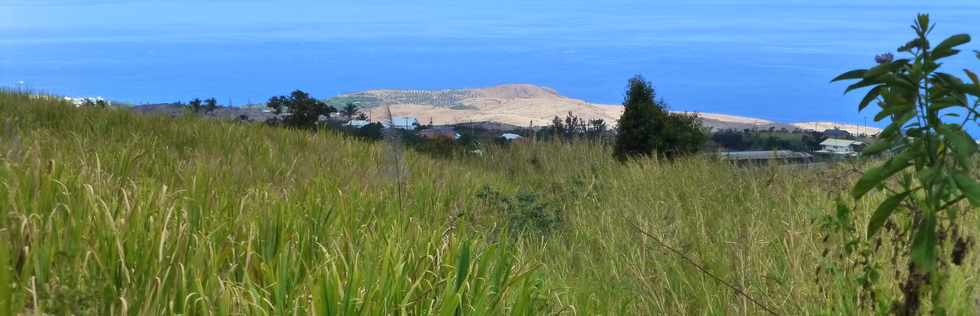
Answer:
(718, 150, 814, 165)
(499, 133, 523, 142)
(816, 138, 865, 157)
(346, 120, 371, 128)
(64, 96, 110, 107)
(385, 116, 418, 130)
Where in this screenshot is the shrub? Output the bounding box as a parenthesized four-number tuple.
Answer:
(476, 186, 562, 236)
(204, 97, 218, 113)
(267, 90, 337, 129)
(831, 14, 979, 315)
(188, 98, 203, 113)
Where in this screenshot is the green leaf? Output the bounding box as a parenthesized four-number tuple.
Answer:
(933, 72, 967, 86)
(455, 242, 471, 291)
(832, 69, 867, 82)
(899, 39, 921, 52)
(887, 75, 918, 91)
(863, 60, 907, 80)
(938, 124, 978, 167)
(910, 212, 937, 271)
(952, 173, 980, 207)
(859, 85, 882, 111)
(852, 150, 914, 200)
(916, 14, 930, 32)
(966, 69, 980, 86)
(917, 166, 942, 186)
(861, 139, 895, 156)
(928, 97, 965, 111)
(933, 34, 971, 59)
(867, 191, 910, 238)
(880, 111, 915, 138)
(845, 79, 879, 94)
(933, 49, 960, 60)
(874, 103, 913, 122)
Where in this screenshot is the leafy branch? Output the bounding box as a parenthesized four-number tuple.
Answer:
(832, 14, 979, 314)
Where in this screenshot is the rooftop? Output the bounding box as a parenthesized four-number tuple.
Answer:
(718, 150, 813, 160)
(820, 138, 864, 146)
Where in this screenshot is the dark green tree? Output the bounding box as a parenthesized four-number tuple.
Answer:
(204, 98, 218, 113)
(188, 98, 203, 113)
(267, 90, 337, 128)
(614, 76, 706, 160)
(341, 102, 360, 120)
(588, 118, 608, 140)
(614, 76, 667, 160)
(356, 122, 384, 140)
(550, 115, 565, 137)
(661, 112, 707, 156)
(711, 130, 750, 150)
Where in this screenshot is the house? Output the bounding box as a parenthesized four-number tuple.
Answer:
(499, 133, 523, 141)
(64, 96, 110, 107)
(417, 127, 460, 140)
(346, 120, 371, 128)
(385, 116, 418, 130)
(816, 138, 865, 157)
(718, 150, 814, 165)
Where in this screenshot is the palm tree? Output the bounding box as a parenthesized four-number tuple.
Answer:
(341, 102, 360, 120)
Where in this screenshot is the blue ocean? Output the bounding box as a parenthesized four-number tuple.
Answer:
(2, 0, 979, 128)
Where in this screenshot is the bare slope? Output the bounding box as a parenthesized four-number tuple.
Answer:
(331, 84, 619, 127)
(328, 84, 863, 132)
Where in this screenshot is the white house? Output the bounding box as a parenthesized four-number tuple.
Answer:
(500, 133, 523, 141)
(816, 138, 865, 157)
(64, 96, 110, 107)
(346, 120, 371, 128)
(385, 116, 418, 130)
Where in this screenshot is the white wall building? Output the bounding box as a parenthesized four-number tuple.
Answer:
(346, 120, 371, 128)
(816, 138, 865, 157)
(500, 133, 523, 141)
(385, 116, 418, 130)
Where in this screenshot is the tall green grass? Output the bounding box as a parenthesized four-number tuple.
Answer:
(0, 90, 976, 314)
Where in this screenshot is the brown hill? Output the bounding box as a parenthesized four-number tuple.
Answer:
(326, 84, 829, 131)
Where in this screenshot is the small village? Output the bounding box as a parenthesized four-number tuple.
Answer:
(118, 96, 877, 165)
(336, 113, 875, 165)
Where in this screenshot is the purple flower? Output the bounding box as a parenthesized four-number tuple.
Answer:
(875, 53, 894, 64)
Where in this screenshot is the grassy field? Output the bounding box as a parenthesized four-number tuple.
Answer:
(0, 90, 976, 315)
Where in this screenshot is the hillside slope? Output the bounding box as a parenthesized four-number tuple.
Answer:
(328, 84, 800, 131)
(330, 84, 622, 127)
(2, 91, 970, 314)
